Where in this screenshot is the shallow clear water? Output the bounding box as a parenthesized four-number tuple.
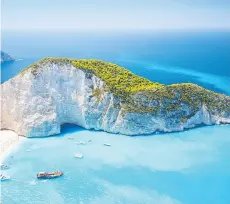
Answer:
(1, 31, 230, 204)
(1, 125, 230, 204)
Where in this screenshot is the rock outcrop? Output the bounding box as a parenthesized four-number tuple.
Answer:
(1, 51, 14, 63)
(1, 58, 230, 137)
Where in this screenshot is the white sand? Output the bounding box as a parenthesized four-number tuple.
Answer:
(0, 130, 22, 161)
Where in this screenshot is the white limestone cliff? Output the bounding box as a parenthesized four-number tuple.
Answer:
(1, 60, 230, 137)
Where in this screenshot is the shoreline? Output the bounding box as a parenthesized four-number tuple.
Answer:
(0, 130, 23, 162)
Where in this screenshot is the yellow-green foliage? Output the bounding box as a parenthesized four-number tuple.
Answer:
(92, 88, 103, 101)
(131, 83, 230, 115)
(72, 59, 164, 98)
(122, 103, 158, 114)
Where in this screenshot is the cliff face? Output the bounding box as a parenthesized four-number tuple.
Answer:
(1, 58, 230, 137)
(1, 51, 14, 63)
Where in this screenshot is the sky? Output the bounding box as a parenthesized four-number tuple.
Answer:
(1, 0, 230, 31)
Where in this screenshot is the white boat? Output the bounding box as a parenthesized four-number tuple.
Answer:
(75, 141, 86, 145)
(68, 137, 74, 140)
(103, 143, 111, 147)
(74, 153, 83, 159)
(0, 175, 11, 181)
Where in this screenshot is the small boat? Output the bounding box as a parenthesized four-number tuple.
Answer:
(88, 139, 92, 142)
(27, 149, 31, 152)
(74, 153, 83, 159)
(68, 137, 74, 140)
(75, 141, 86, 145)
(37, 171, 63, 179)
(103, 143, 111, 147)
(0, 164, 10, 169)
(0, 174, 11, 181)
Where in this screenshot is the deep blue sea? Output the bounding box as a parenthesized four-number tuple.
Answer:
(1, 31, 230, 204)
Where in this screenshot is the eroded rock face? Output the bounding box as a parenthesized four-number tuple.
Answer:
(1, 61, 230, 137)
(1, 51, 14, 63)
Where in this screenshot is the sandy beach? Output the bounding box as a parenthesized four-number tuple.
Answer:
(0, 130, 21, 161)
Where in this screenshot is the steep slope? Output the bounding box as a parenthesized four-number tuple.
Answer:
(1, 58, 230, 137)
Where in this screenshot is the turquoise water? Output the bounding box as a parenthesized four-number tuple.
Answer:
(1, 31, 230, 204)
(1, 125, 230, 204)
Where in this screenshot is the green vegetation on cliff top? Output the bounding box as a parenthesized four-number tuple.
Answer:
(72, 59, 164, 96)
(20, 57, 230, 115)
(20, 57, 163, 97)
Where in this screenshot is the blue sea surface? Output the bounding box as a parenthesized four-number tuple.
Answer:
(1, 31, 230, 204)
(1, 31, 230, 94)
(1, 125, 230, 204)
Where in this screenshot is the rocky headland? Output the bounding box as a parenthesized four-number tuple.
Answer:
(1, 51, 14, 63)
(1, 58, 230, 137)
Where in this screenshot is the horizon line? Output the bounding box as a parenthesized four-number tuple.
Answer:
(2, 27, 230, 33)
